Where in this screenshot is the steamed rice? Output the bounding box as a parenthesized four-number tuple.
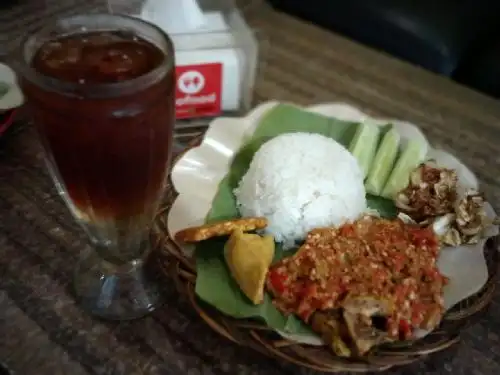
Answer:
(234, 132, 367, 248)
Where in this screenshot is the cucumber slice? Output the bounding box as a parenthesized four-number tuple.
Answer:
(348, 122, 381, 178)
(365, 127, 400, 195)
(381, 139, 427, 199)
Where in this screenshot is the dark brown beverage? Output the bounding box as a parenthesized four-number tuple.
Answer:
(19, 14, 176, 321)
(22, 31, 175, 220)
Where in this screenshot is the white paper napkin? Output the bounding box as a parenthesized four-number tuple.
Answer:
(140, 0, 206, 34)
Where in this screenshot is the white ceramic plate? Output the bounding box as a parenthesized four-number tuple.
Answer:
(167, 101, 498, 346)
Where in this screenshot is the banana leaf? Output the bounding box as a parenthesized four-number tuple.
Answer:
(193, 104, 397, 336)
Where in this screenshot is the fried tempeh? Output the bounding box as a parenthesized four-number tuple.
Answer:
(175, 217, 268, 243)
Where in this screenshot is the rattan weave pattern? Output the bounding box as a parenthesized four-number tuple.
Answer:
(153, 137, 500, 373)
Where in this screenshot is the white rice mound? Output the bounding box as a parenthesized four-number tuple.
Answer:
(234, 132, 367, 249)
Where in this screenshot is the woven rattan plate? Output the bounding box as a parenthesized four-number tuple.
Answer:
(153, 137, 500, 373)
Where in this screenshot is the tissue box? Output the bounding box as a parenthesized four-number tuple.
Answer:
(109, 0, 259, 123)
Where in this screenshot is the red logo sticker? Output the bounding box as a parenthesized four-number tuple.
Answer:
(175, 63, 223, 119)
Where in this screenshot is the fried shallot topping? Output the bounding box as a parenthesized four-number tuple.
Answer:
(395, 162, 458, 222)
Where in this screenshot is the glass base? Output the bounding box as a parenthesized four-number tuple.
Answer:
(73, 246, 162, 320)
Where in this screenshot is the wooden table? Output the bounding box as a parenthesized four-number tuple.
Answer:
(2, 1, 500, 374)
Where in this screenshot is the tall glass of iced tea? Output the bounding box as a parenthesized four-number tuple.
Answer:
(18, 14, 175, 320)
